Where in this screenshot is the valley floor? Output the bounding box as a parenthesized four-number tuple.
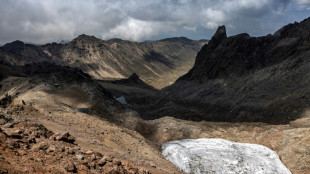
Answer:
(0, 74, 309, 174)
(1, 100, 310, 173)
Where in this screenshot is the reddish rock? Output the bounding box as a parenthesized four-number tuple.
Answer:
(85, 150, 93, 155)
(65, 162, 77, 173)
(66, 147, 75, 155)
(2, 123, 13, 128)
(97, 157, 107, 166)
(6, 139, 19, 149)
(0, 132, 7, 143)
(32, 141, 49, 151)
(0, 120, 156, 174)
(58, 132, 75, 143)
(90, 154, 96, 161)
(75, 154, 84, 160)
(113, 158, 121, 166)
(46, 145, 56, 153)
(0, 119, 6, 125)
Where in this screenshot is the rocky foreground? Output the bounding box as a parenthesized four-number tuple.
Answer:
(0, 116, 150, 174)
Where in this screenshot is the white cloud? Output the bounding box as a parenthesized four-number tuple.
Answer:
(297, 0, 310, 5)
(183, 25, 197, 31)
(0, 0, 307, 44)
(296, 0, 310, 9)
(101, 18, 155, 41)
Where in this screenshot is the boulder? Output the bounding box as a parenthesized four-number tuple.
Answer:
(6, 139, 19, 149)
(97, 157, 107, 166)
(51, 132, 75, 143)
(75, 154, 84, 160)
(32, 141, 49, 152)
(65, 162, 77, 173)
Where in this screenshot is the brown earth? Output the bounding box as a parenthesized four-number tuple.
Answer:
(0, 117, 153, 174)
(1, 74, 310, 173)
(0, 70, 182, 173)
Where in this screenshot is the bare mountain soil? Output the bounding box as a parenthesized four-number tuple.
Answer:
(0, 36, 206, 89)
(97, 74, 310, 174)
(1, 77, 310, 173)
(0, 64, 182, 173)
(0, 117, 152, 174)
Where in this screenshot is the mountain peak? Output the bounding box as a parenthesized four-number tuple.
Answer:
(3, 40, 24, 47)
(128, 72, 139, 81)
(214, 25, 226, 37)
(3, 40, 25, 53)
(74, 34, 101, 42)
(210, 25, 227, 45)
(160, 37, 191, 42)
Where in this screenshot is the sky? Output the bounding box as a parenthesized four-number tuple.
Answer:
(0, 0, 309, 45)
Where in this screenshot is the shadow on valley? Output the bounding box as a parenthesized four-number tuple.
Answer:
(143, 51, 175, 69)
(1, 17, 310, 126)
(120, 17, 310, 125)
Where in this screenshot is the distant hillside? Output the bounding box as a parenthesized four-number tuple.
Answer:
(129, 17, 310, 124)
(0, 36, 206, 89)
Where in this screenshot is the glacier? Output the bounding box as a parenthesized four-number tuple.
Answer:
(162, 138, 291, 174)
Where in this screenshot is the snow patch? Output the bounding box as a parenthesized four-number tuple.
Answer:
(162, 138, 291, 174)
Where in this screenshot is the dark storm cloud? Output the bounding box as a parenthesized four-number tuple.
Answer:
(0, 0, 308, 45)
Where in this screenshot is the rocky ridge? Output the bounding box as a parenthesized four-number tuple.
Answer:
(0, 36, 206, 89)
(129, 17, 310, 124)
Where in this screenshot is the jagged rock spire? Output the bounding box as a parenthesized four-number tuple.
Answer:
(208, 25, 227, 50)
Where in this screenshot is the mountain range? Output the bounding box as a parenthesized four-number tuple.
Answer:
(129, 17, 310, 124)
(1, 16, 310, 174)
(0, 36, 206, 89)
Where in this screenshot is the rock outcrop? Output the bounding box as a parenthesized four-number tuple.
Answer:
(0, 116, 151, 174)
(129, 17, 310, 124)
(179, 20, 309, 82)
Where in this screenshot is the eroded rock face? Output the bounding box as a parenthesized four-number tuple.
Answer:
(180, 18, 310, 82)
(162, 138, 291, 174)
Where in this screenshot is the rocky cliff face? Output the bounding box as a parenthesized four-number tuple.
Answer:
(129, 17, 310, 124)
(180, 18, 310, 82)
(0, 36, 205, 89)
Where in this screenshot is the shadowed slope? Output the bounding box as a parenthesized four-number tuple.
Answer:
(129, 17, 310, 124)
